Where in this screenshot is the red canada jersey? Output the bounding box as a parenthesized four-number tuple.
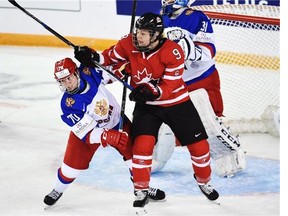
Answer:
(100, 33, 190, 107)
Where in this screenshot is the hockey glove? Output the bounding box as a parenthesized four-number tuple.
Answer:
(129, 82, 160, 103)
(100, 129, 129, 151)
(74, 46, 100, 67)
(178, 36, 202, 62)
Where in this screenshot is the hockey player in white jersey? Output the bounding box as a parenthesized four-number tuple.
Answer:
(43, 58, 165, 207)
(152, 0, 246, 177)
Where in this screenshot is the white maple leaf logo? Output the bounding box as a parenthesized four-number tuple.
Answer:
(133, 68, 152, 84)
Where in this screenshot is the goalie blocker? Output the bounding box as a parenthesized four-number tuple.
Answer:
(152, 88, 246, 177)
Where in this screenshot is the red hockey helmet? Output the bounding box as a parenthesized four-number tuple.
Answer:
(54, 58, 77, 81)
(54, 58, 80, 94)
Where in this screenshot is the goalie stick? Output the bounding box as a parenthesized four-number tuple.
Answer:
(8, 0, 133, 91)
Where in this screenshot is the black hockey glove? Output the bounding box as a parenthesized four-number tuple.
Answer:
(129, 82, 160, 103)
(74, 46, 100, 67)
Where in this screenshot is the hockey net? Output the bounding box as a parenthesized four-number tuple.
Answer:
(192, 4, 280, 136)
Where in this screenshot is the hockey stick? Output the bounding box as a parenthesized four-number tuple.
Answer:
(129, 0, 137, 33)
(8, 0, 133, 91)
(118, 0, 137, 131)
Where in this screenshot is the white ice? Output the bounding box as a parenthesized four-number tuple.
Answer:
(0, 46, 283, 215)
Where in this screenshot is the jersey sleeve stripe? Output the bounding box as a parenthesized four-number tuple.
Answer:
(71, 114, 97, 139)
(113, 48, 126, 61)
(165, 63, 185, 72)
(172, 85, 185, 93)
(146, 92, 189, 106)
(163, 75, 183, 80)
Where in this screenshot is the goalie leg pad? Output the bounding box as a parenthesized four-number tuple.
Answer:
(189, 89, 241, 157)
(189, 89, 246, 177)
(151, 123, 175, 173)
(214, 147, 246, 177)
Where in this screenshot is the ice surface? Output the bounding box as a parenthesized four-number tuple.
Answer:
(0, 46, 282, 215)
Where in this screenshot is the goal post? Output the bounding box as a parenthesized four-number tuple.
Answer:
(192, 4, 280, 136)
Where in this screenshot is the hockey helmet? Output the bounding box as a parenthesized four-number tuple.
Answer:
(54, 58, 80, 94)
(135, 12, 164, 34)
(133, 13, 164, 52)
(54, 57, 77, 81)
(161, 0, 195, 15)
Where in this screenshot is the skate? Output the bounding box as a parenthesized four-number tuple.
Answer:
(148, 187, 166, 201)
(133, 190, 149, 215)
(194, 174, 219, 201)
(130, 176, 166, 201)
(198, 182, 219, 201)
(133, 190, 149, 207)
(43, 189, 63, 206)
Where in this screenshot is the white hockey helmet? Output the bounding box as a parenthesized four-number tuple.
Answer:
(161, 0, 195, 15)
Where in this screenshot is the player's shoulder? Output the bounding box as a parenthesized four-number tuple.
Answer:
(80, 66, 103, 84)
(183, 8, 194, 16)
(116, 33, 135, 53)
(161, 39, 185, 60)
(163, 38, 182, 50)
(79, 66, 96, 77)
(120, 33, 132, 40)
(182, 8, 207, 17)
(119, 33, 133, 46)
(187, 9, 210, 20)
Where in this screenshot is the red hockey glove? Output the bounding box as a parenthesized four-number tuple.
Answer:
(100, 129, 129, 151)
(74, 46, 100, 67)
(129, 82, 160, 103)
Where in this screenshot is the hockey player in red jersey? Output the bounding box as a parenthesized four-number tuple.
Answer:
(74, 12, 219, 212)
(43, 58, 165, 208)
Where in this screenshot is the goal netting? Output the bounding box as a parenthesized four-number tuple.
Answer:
(192, 4, 280, 136)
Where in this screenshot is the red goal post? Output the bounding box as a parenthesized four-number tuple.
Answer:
(191, 4, 280, 136)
